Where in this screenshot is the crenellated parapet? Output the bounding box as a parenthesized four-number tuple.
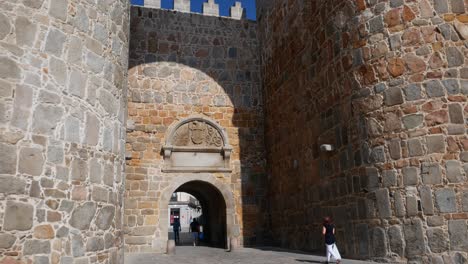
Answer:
(136, 0, 245, 20)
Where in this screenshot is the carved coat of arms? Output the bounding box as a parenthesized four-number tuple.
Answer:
(189, 121, 206, 145)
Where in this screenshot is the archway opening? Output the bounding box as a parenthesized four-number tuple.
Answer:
(167, 181, 227, 248)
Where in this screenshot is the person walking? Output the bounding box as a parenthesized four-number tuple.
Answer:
(172, 219, 181, 244)
(189, 219, 199, 246)
(322, 216, 341, 264)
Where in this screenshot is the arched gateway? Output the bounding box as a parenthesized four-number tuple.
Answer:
(153, 116, 237, 251)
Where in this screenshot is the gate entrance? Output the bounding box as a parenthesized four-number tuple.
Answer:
(168, 181, 227, 248)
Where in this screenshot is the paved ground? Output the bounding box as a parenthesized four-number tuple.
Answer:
(125, 246, 377, 264)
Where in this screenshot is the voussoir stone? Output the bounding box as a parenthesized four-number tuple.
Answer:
(69, 202, 97, 230)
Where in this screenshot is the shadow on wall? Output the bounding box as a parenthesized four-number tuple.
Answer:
(125, 5, 266, 251)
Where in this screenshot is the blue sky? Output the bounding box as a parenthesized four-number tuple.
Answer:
(131, 0, 256, 20)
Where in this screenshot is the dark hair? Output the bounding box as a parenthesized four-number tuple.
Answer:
(323, 216, 332, 224)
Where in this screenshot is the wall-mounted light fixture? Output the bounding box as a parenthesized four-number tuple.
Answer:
(320, 144, 334, 152)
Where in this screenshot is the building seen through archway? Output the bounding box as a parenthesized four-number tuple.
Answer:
(168, 182, 227, 248)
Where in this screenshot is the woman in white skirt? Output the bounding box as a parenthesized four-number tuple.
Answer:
(322, 216, 341, 263)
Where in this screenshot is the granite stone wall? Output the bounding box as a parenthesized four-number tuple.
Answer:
(0, 0, 129, 263)
(125, 6, 265, 253)
(257, 0, 467, 262)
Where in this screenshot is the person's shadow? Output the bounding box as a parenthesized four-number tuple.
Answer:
(295, 260, 326, 263)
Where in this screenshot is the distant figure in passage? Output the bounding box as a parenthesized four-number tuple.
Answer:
(190, 219, 200, 246)
(173, 219, 181, 244)
(322, 216, 341, 264)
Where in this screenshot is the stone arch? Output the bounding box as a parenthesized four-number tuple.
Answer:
(153, 174, 238, 252)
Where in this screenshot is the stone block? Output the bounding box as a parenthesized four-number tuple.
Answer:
(125, 236, 147, 245)
(18, 147, 44, 176)
(84, 112, 100, 146)
(0, 175, 26, 195)
(370, 146, 385, 163)
(376, 188, 392, 218)
(435, 188, 456, 213)
(96, 206, 115, 230)
(363, 167, 380, 191)
(4, 201, 33, 231)
(64, 116, 81, 143)
(49, 57, 67, 85)
(369, 15, 384, 33)
(388, 225, 404, 257)
(404, 83, 422, 101)
(421, 162, 442, 184)
(92, 186, 108, 202)
(0, 57, 21, 79)
(446, 47, 464, 67)
(0, 143, 17, 174)
(406, 196, 418, 216)
(356, 223, 369, 257)
(463, 191, 468, 212)
(394, 191, 405, 217)
(448, 124, 465, 135)
(418, 185, 434, 215)
(49, 0, 68, 20)
(424, 80, 445, 97)
(426, 135, 445, 154)
(34, 224, 54, 239)
(11, 84, 33, 130)
(86, 237, 104, 252)
(371, 227, 387, 257)
(34, 256, 49, 264)
(384, 87, 404, 106)
(89, 158, 102, 184)
(427, 228, 449, 253)
(448, 104, 464, 124)
(131, 226, 157, 236)
(382, 170, 397, 187)
(69, 70, 87, 98)
(47, 145, 64, 164)
(44, 29, 66, 56)
(448, 220, 468, 251)
(450, 0, 465, 13)
(443, 79, 460, 94)
(389, 139, 401, 160)
(0, 13, 11, 40)
(446, 160, 464, 183)
(407, 138, 424, 157)
(0, 233, 16, 249)
(72, 235, 85, 257)
(69, 202, 97, 230)
(32, 105, 64, 135)
(71, 158, 88, 181)
(402, 114, 423, 130)
(15, 16, 37, 47)
(23, 240, 51, 255)
(68, 36, 83, 64)
(56, 226, 69, 238)
(434, 0, 449, 13)
(428, 216, 444, 227)
(403, 219, 425, 256)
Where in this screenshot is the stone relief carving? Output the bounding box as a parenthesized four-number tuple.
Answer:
(162, 117, 231, 172)
(172, 121, 223, 147)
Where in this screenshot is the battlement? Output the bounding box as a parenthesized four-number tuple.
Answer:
(138, 0, 246, 20)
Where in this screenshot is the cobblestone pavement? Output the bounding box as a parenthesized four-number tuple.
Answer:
(125, 246, 377, 264)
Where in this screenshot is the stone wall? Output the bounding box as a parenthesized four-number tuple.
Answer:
(258, 0, 467, 262)
(125, 6, 265, 253)
(0, 0, 129, 263)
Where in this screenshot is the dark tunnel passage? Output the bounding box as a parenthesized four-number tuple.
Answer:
(169, 181, 227, 248)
